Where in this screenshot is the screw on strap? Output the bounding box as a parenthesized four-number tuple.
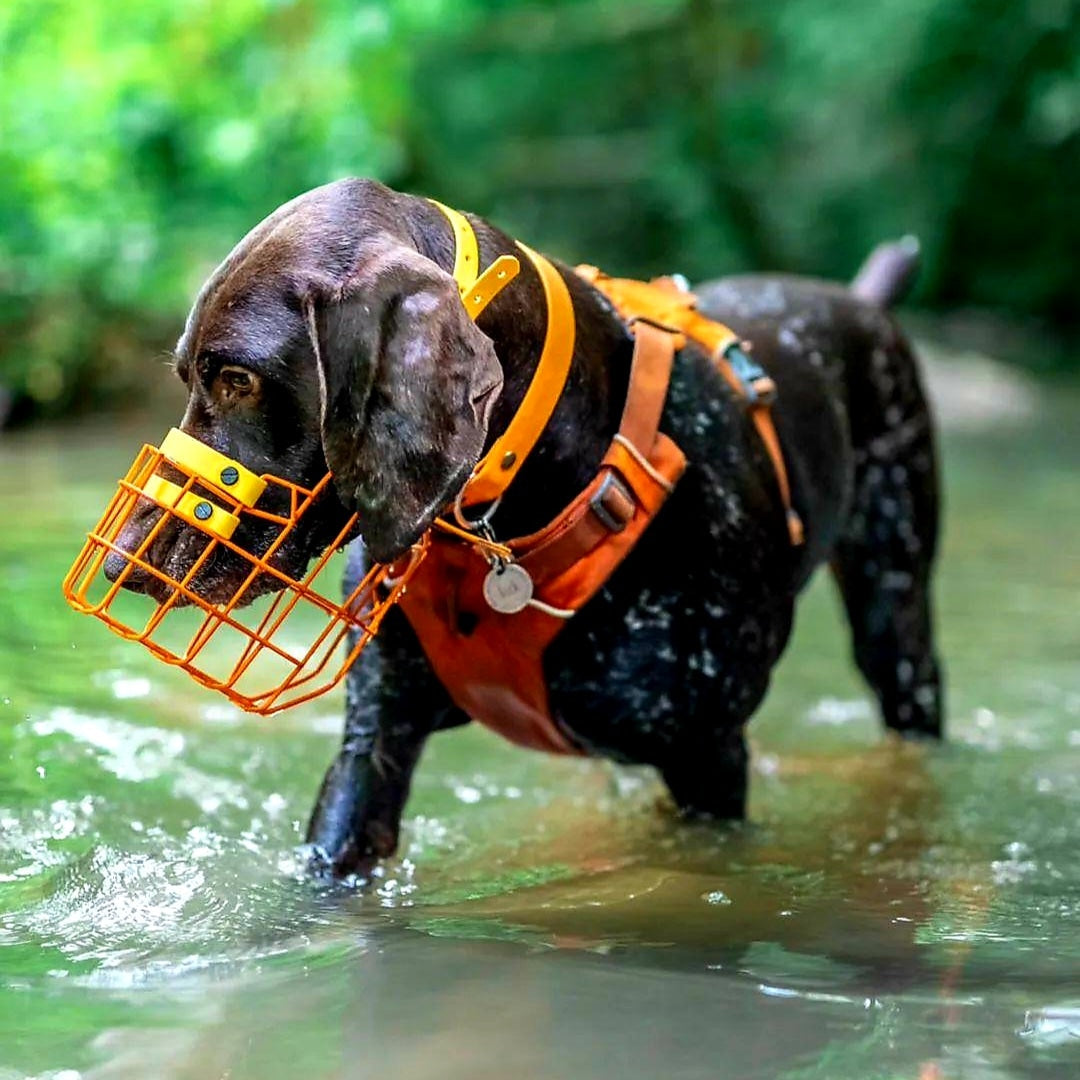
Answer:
(141, 474, 240, 540)
(159, 428, 267, 507)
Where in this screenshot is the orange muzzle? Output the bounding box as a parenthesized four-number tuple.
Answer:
(62, 428, 426, 715)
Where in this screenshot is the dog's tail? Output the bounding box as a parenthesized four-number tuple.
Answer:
(850, 235, 920, 309)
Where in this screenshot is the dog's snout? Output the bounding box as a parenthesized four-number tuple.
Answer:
(103, 546, 153, 591)
(102, 550, 129, 583)
(102, 503, 163, 589)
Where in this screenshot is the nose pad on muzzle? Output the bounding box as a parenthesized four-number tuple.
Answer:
(62, 428, 427, 715)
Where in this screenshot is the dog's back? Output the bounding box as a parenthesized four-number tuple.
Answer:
(694, 245, 942, 741)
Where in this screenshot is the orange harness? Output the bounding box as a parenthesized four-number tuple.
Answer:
(395, 208, 802, 754)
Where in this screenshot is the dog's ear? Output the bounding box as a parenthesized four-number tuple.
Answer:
(304, 245, 503, 563)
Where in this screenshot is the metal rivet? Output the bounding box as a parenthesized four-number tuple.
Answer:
(193, 502, 213, 521)
(501, 451, 516, 470)
(220, 466, 239, 486)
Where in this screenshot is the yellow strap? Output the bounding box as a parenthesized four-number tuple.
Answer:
(141, 474, 240, 541)
(429, 199, 480, 291)
(461, 241, 576, 507)
(462, 255, 521, 320)
(428, 201, 574, 508)
(159, 428, 266, 507)
(428, 199, 521, 319)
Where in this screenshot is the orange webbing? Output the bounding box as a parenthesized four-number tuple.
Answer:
(427, 200, 576, 511)
(576, 266, 804, 545)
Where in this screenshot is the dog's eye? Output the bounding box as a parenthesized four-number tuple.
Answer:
(218, 366, 258, 398)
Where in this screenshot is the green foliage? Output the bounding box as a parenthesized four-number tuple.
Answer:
(0, 0, 441, 419)
(413, 0, 1080, 314)
(0, 0, 1077, 423)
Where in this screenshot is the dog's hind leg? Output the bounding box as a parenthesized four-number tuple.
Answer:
(831, 323, 944, 738)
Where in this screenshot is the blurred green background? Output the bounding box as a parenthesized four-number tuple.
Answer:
(1, 0, 1077, 425)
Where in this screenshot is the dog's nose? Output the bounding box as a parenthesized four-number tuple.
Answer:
(103, 549, 148, 588)
(102, 551, 126, 582)
(103, 529, 155, 590)
(102, 500, 164, 588)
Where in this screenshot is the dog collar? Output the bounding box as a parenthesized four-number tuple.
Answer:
(428, 200, 576, 512)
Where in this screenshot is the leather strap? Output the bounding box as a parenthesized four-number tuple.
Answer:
(576, 266, 804, 546)
(513, 321, 678, 581)
(460, 242, 577, 508)
(429, 201, 577, 511)
(618, 319, 680, 451)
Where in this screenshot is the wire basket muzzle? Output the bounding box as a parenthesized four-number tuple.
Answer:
(62, 431, 427, 715)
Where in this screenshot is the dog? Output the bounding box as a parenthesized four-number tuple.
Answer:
(107, 178, 942, 878)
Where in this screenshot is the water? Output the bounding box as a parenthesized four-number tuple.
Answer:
(1, 376, 1078, 1079)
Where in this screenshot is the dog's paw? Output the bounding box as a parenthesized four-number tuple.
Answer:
(302, 839, 378, 884)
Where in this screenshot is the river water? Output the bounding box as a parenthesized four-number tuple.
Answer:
(1, 371, 1078, 1079)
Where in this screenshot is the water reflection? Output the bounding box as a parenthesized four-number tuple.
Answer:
(1, 388, 1079, 1078)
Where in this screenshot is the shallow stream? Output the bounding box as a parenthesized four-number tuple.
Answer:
(1, 375, 1078, 1079)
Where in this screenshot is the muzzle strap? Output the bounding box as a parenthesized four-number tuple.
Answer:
(142, 474, 241, 541)
(428, 199, 576, 511)
(138, 428, 269, 541)
(427, 198, 521, 320)
(158, 428, 267, 507)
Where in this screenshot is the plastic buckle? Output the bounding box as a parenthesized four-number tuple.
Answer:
(589, 472, 634, 533)
(724, 342, 776, 406)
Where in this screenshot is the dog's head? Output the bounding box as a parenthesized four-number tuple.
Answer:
(108, 179, 503, 603)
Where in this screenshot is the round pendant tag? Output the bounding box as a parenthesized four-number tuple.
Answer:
(482, 562, 534, 614)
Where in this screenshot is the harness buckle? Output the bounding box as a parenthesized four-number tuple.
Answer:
(589, 472, 635, 533)
(722, 341, 776, 406)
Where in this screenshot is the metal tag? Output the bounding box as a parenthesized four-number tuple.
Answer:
(482, 562, 534, 614)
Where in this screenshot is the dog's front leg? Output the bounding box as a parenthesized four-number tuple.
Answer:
(305, 613, 466, 879)
(305, 725, 420, 879)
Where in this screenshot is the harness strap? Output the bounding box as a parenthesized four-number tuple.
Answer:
(576, 266, 804, 546)
(394, 302, 688, 757)
(618, 318, 686, 452)
(512, 321, 680, 582)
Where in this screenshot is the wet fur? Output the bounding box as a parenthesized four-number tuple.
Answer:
(115, 178, 943, 878)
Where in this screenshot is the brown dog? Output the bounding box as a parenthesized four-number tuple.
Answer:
(109, 179, 942, 877)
